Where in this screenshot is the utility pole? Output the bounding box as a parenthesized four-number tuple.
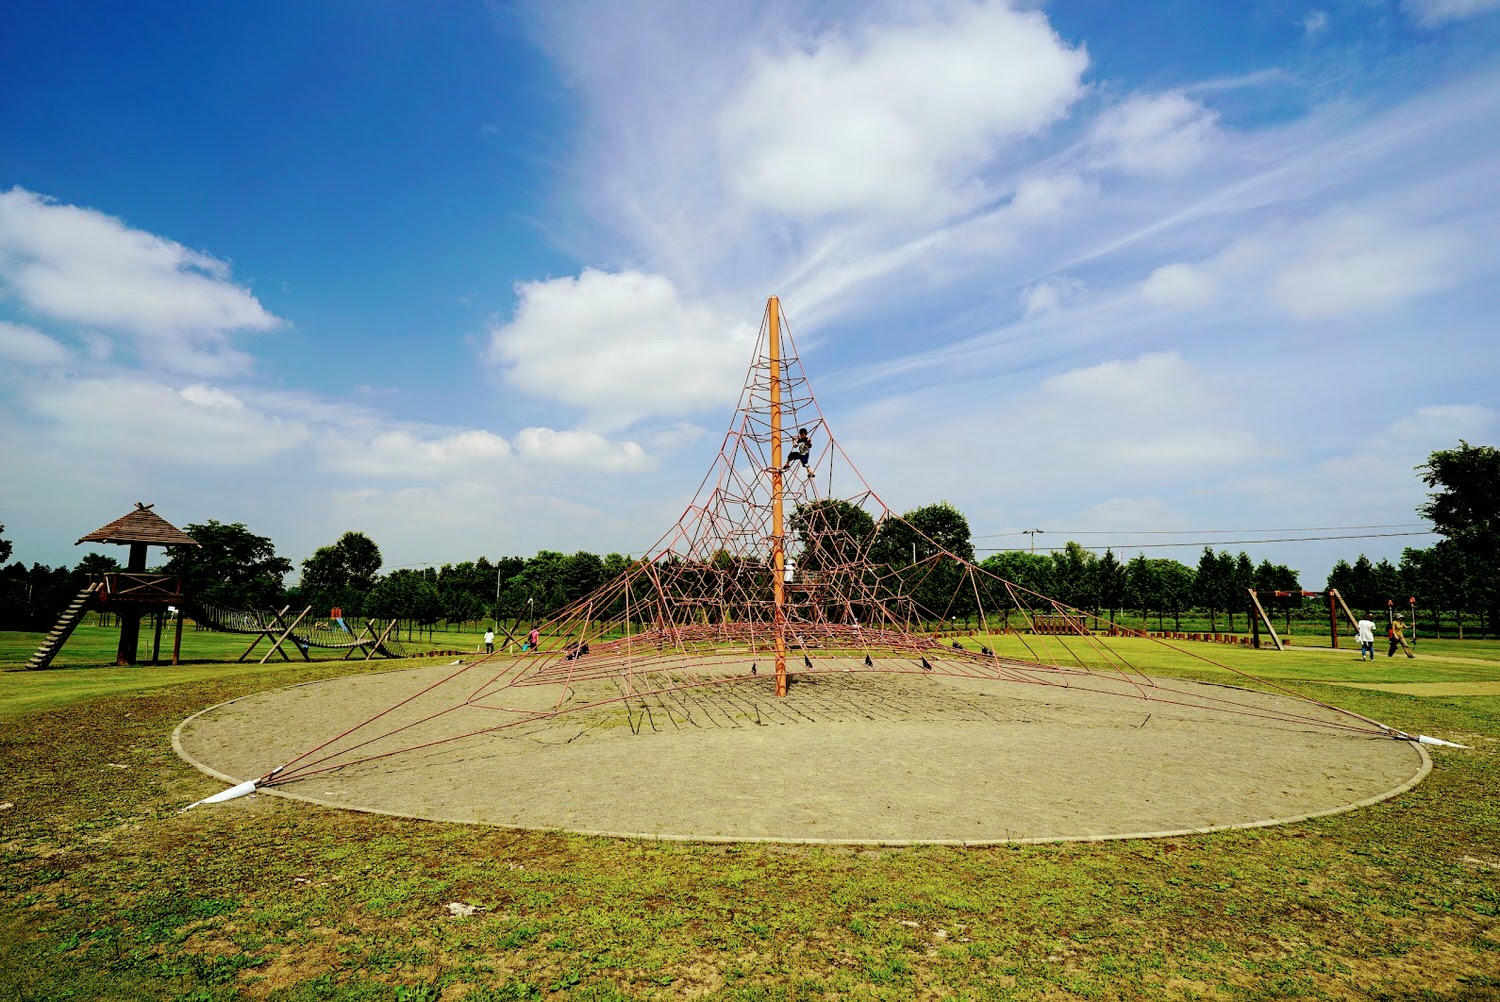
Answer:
(1023, 528, 1044, 553)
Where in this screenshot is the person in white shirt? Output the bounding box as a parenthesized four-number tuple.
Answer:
(483, 628, 495, 654)
(1355, 614, 1376, 661)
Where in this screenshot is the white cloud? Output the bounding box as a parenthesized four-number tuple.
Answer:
(488, 269, 751, 427)
(0, 187, 280, 374)
(1380, 404, 1496, 449)
(1036, 352, 1263, 467)
(1302, 10, 1330, 37)
(1231, 404, 1496, 525)
(1140, 262, 1216, 309)
(0, 320, 70, 366)
(1267, 211, 1460, 319)
(717, 2, 1088, 218)
(1089, 92, 1221, 177)
(1022, 283, 1063, 317)
(1021, 277, 1083, 317)
(329, 428, 513, 479)
(643, 421, 709, 451)
(1008, 174, 1091, 223)
(1403, 0, 1500, 27)
(25, 376, 308, 465)
(514, 426, 656, 473)
(179, 384, 247, 410)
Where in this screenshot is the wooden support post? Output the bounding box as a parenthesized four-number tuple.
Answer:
(342, 620, 378, 659)
(151, 609, 164, 665)
(1332, 589, 1361, 632)
(1248, 588, 1284, 651)
(1328, 590, 1339, 649)
(365, 619, 399, 660)
(172, 607, 184, 665)
(258, 606, 312, 666)
(239, 605, 291, 662)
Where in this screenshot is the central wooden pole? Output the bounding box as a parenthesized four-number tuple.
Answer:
(768, 296, 788, 697)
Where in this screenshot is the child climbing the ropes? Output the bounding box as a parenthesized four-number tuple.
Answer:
(781, 427, 814, 477)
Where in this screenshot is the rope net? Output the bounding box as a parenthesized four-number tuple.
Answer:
(258, 300, 1398, 789)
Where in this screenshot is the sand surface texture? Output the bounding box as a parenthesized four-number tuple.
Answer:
(175, 658, 1426, 844)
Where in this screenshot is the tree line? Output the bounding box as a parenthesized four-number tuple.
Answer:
(1, 440, 1493, 636)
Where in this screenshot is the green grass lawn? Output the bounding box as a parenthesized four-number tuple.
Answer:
(1, 630, 1497, 1000)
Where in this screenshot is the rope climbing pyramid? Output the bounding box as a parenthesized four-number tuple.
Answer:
(195, 296, 1431, 805)
(171, 296, 1455, 843)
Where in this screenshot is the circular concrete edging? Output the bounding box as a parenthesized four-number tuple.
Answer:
(173, 663, 1433, 846)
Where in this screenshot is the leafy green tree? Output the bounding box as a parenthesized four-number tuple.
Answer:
(1125, 554, 1156, 626)
(0, 524, 11, 565)
(1214, 551, 1238, 631)
(0, 561, 79, 630)
(299, 531, 383, 615)
(561, 551, 606, 604)
(1195, 548, 1225, 632)
(1372, 559, 1401, 611)
(873, 501, 974, 565)
(1419, 440, 1500, 632)
(75, 552, 122, 576)
(1349, 555, 1376, 610)
(1230, 552, 1255, 632)
(1050, 541, 1097, 612)
(1096, 548, 1125, 623)
(163, 520, 292, 610)
(1253, 559, 1299, 594)
(1326, 558, 1353, 599)
(1155, 559, 1195, 631)
(905, 502, 974, 561)
(790, 499, 876, 571)
(980, 551, 1053, 597)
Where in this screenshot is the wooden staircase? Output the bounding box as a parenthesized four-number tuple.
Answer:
(25, 583, 99, 670)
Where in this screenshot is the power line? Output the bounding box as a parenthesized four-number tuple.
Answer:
(976, 530, 1437, 553)
(972, 522, 1427, 539)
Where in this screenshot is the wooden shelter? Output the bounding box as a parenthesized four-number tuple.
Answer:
(78, 502, 198, 666)
(25, 503, 200, 669)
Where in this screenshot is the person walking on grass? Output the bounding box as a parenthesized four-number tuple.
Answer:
(781, 427, 814, 477)
(483, 627, 495, 655)
(526, 625, 541, 652)
(1387, 613, 1414, 659)
(1356, 613, 1376, 661)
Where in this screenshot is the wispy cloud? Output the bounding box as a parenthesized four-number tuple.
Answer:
(1403, 0, 1500, 27)
(0, 320, 71, 367)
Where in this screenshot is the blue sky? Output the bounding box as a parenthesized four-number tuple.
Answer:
(2, 0, 1497, 586)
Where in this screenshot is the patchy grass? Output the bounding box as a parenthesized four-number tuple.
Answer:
(1, 639, 1497, 1000)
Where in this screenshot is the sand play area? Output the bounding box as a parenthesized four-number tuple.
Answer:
(175, 659, 1427, 845)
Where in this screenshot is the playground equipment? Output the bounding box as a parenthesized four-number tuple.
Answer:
(187, 601, 406, 664)
(190, 296, 1448, 805)
(1247, 588, 1418, 652)
(27, 503, 200, 669)
(25, 503, 407, 669)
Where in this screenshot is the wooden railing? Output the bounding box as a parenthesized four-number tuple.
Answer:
(94, 573, 184, 603)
